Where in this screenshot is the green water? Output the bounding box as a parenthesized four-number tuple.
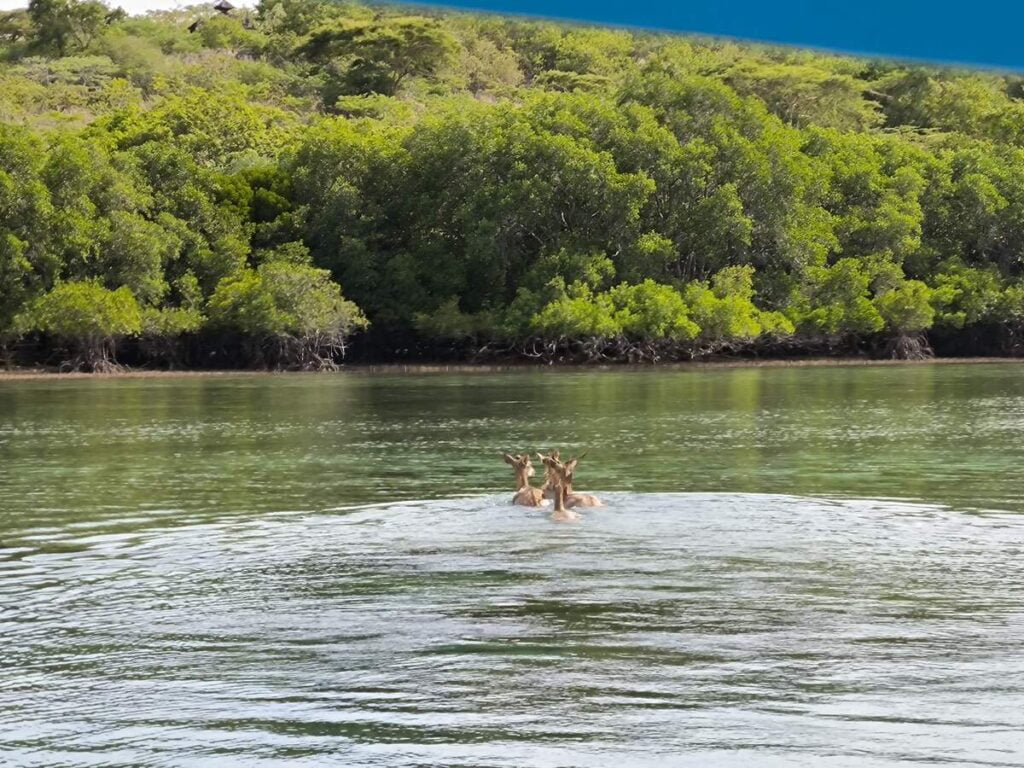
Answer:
(2, 364, 1023, 766)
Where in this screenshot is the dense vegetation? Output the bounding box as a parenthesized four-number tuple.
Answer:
(4, 0, 1024, 368)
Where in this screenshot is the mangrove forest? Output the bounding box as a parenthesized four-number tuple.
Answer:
(4, 0, 1024, 367)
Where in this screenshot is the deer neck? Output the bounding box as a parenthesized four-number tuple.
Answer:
(514, 468, 532, 490)
(552, 482, 566, 513)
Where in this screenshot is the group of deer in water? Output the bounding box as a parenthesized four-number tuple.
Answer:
(502, 450, 603, 523)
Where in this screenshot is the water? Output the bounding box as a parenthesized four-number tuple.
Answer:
(2, 363, 1024, 766)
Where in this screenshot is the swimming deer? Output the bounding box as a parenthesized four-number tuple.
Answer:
(539, 453, 581, 522)
(539, 449, 603, 508)
(503, 453, 549, 507)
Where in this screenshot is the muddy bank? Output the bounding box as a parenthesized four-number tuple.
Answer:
(2, 356, 1022, 381)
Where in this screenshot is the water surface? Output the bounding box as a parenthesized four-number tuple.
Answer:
(2, 364, 1023, 766)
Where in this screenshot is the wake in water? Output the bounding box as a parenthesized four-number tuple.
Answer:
(2, 494, 1024, 767)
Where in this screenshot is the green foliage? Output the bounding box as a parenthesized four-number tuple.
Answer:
(414, 297, 491, 339)
(874, 279, 934, 334)
(533, 70, 611, 93)
(6, 0, 1024, 365)
(684, 266, 793, 343)
(208, 262, 367, 345)
(0, 125, 52, 332)
(28, 0, 115, 56)
(872, 70, 1013, 139)
(18, 280, 141, 337)
(929, 262, 1003, 328)
(525, 270, 784, 346)
(790, 258, 885, 337)
(531, 282, 621, 338)
(726, 59, 882, 131)
(803, 129, 924, 263)
(111, 16, 199, 55)
(98, 210, 176, 302)
(259, 260, 367, 338)
(113, 86, 297, 166)
(448, 34, 522, 94)
(16, 280, 141, 369)
(608, 280, 699, 340)
(257, 0, 340, 38)
(301, 17, 456, 97)
(0, 233, 34, 335)
(142, 304, 203, 335)
(206, 262, 368, 368)
(0, 10, 33, 45)
(997, 281, 1024, 326)
(207, 267, 281, 335)
(197, 15, 263, 52)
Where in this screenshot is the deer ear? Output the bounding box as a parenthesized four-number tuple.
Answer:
(566, 459, 579, 472)
(502, 453, 515, 465)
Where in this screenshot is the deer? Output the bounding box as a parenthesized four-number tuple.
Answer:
(539, 449, 603, 508)
(502, 453, 549, 507)
(539, 453, 583, 522)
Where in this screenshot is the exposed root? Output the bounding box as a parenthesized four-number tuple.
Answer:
(886, 333, 934, 360)
(88, 357, 128, 373)
(53, 338, 128, 373)
(253, 332, 352, 371)
(58, 353, 126, 373)
(473, 336, 750, 365)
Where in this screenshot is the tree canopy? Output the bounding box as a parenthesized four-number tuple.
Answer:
(5, 0, 1024, 367)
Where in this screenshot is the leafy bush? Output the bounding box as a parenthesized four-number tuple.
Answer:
(16, 280, 141, 370)
(208, 262, 367, 368)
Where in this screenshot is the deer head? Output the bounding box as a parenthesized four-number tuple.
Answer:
(538, 450, 585, 494)
(503, 452, 535, 489)
(538, 451, 587, 519)
(561, 451, 585, 489)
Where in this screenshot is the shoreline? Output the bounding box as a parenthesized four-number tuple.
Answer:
(1, 356, 1023, 381)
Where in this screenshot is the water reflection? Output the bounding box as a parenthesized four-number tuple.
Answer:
(3, 365, 1024, 542)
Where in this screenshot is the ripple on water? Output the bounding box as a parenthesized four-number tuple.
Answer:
(2, 493, 1024, 767)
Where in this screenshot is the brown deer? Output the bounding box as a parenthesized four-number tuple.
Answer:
(503, 453, 548, 507)
(539, 449, 603, 508)
(539, 453, 582, 522)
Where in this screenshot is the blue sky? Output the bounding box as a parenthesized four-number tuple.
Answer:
(0, 0, 1017, 71)
(425, 0, 1023, 71)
